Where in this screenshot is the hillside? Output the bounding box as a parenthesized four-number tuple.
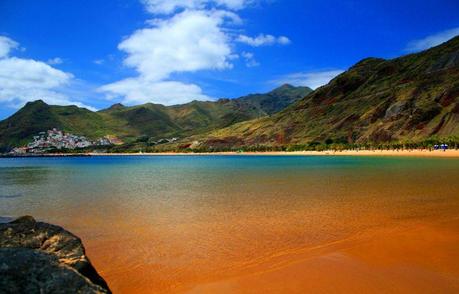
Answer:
(188, 36, 459, 150)
(0, 85, 310, 151)
(0, 100, 115, 150)
(98, 84, 312, 140)
(235, 84, 312, 115)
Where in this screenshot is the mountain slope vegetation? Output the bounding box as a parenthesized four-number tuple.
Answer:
(0, 85, 311, 151)
(3, 36, 459, 153)
(190, 36, 459, 150)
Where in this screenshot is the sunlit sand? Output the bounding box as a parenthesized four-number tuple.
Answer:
(90, 149, 459, 158)
(188, 220, 459, 294)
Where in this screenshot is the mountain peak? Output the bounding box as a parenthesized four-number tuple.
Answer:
(269, 84, 312, 96)
(350, 57, 386, 70)
(279, 83, 294, 89)
(20, 100, 50, 113)
(270, 84, 296, 93)
(99, 103, 126, 112)
(109, 103, 125, 110)
(24, 100, 48, 107)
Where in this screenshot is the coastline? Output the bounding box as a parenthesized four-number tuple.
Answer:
(2, 149, 459, 158)
(91, 149, 459, 157)
(0, 153, 92, 158)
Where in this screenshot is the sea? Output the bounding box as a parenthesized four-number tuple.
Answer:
(1, 155, 459, 293)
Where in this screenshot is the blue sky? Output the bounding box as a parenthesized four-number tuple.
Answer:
(0, 0, 458, 119)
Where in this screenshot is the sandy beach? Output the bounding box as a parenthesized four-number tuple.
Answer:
(89, 149, 459, 158)
(187, 218, 459, 294)
(4, 149, 458, 158)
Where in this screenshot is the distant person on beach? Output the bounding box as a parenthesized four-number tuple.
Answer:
(440, 144, 448, 151)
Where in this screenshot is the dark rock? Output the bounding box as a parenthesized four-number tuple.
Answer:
(384, 101, 407, 120)
(0, 248, 106, 293)
(428, 50, 459, 72)
(0, 216, 110, 293)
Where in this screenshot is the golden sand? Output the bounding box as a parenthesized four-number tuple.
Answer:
(91, 149, 459, 158)
(83, 217, 459, 293)
(188, 219, 459, 294)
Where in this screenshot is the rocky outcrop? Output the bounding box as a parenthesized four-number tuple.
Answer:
(0, 216, 110, 293)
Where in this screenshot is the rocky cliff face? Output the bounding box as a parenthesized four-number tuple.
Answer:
(0, 216, 110, 293)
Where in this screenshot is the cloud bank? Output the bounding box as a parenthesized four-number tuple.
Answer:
(0, 36, 18, 58)
(141, 0, 251, 14)
(406, 27, 459, 52)
(274, 70, 344, 90)
(236, 34, 291, 47)
(0, 36, 93, 110)
(47, 57, 63, 65)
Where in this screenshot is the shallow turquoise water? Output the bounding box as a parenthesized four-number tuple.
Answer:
(1, 155, 458, 225)
(1, 155, 459, 291)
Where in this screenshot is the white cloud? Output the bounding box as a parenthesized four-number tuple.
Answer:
(241, 51, 259, 67)
(0, 57, 71, 89)
(0, 36, 18, 58)
(274, 70, 344, 90)
(98, 78, 210, 105)
(236, 34, 291, 47)
(406, 27, 459, 52)
(0, 36, 94, 110)
(100, 1, 291, 105)
(47, 57, 63, 65)
(93, 59, 104, 65)
(99, 9, 236, 105)
(120, 10, 233, 81)
(141, 0, 250, 14)
(277, 36, 291, 45)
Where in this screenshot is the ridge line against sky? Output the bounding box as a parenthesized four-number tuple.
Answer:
(0, 0, 458, 119)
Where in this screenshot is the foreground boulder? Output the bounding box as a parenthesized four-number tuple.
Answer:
(0, 216, 110, 293)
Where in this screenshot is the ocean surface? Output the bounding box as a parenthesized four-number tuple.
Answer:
(1, 155, 459, 293)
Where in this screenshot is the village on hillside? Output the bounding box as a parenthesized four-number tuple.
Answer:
(10, 128, 122, 155)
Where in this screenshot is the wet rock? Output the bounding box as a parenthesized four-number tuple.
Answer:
(0, 216, 110, 293)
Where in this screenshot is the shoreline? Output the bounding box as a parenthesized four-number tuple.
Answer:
(91, 149, 459, 157)
(0, 153, 92, 158)
(90, 149, 459, 158)
(1, 149, 459, 158)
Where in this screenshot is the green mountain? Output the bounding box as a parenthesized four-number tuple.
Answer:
(5, 36, 459, 153)
(0, 100, 113, 150)
(189, 36, 459, 150)
(0, 85, 311, 151)
(235, 84, 312, 115)
(98, 84, 312, 139)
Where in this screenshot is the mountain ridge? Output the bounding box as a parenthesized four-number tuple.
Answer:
(182, 36, 459, 150)
(0, 85, 312, 151)
(2, 36, 459, 152)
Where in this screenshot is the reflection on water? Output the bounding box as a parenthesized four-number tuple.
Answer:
(0, 166, 51, 185)
(0, 193, 22, 198)
(1, 156, 459, 293)
(0, 216, 14, 223)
